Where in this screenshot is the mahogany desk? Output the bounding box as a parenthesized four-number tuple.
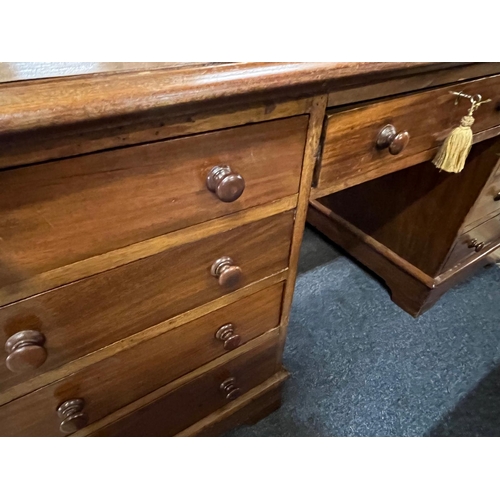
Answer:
(0, 62, 499, 436)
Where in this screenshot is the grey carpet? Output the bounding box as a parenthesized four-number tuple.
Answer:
(227, 226, 500, 437)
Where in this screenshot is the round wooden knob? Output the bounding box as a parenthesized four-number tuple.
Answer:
(206, 165, 245, 202)
(468, 238, 485, 252)
(57, 399, 88, 435)
(215, 323, 241, 351)
(5, 330, 47, 373)
(376, 124, 410, 155)
(211, 256, 242, 287)
(494, 191, 500, 202)
(220, 377, 241, 401)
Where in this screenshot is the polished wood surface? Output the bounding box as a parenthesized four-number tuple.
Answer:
(2, 62, 500, 436)
(308, 200, 500, 316)
(445, 215, 500, 270)
(2, 64, 495, 173)
(0, 117, 306, 292)
(0, 62, 207, 83)
(315, 75, 500, 195)
(0, 212, 293, 394)
(278, 95, 328, 368)
(317, 138, 500, 277)
(0, 271, 287, 407)
(178, 370, 288, 437)
(72, 328, 280, 436)
(312, 125, 500, 201)
(0, 196, 296, 309)
(0, 63, 460, 136)
(0, 98, 314, 171)
(311, 129, 500, 315)
(0, 287, 282, 436)
(327, 63, 500, 107)
(464, 161, 500, 229)
(89, 332, 279, 437)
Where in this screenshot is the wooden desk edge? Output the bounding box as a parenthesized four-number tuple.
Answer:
(0, 62, 472, 136)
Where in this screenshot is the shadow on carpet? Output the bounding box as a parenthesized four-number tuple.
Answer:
(429, 363, 500, 436)
(227, 226, 500, 437)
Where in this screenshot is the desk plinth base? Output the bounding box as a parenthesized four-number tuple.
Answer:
(308, 200, 500, 317)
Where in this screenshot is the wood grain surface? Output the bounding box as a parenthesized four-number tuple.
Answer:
(445, 215, 500, 270)
(327, 63, 500, 107)
(0, 62, 209, 83)
(0, 117, 306, 292)
(316, 75, 500, 194)
(0, 271, 287, 407)
(318, 138, 500, 277)
(88, 331, 280, 437)
(277, 96, 327, 368)
(0, 196, 296, 309)
(463, 158, 500, 230)
(0, 211, 293, 395)
(178, 369, 289, 437)
(310, 182, 500, 318)
(0, 286, 283, 436)
(0, 63, 462, 136)
(2, 61, 497, 436)
(0, 98, 313, 170)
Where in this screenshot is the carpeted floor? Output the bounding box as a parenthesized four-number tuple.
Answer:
(228, 226, 500, 437)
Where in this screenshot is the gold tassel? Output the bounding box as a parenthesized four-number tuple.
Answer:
(433, 92, 491, 174)
(432, 115, 474, 173)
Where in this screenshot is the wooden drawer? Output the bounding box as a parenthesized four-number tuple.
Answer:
(0, 211, 293, 394)
(315, 75, 500, 194)
(464, 161, 500, 229)
(444, 213, 500, 271)
(89, 333, 279, 437)
(0, 289, 282, 436)
(0, 116, 307, 290)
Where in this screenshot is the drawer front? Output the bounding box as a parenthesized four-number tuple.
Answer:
(90, 333, 279, 437)
(317, 75, 500, 194)
(444, 213, 500, 271)
(0, 289, 282, 437)
(0, 116, 307, 289)
(464, 161, 500, 229)
(0, 211, 293, 394)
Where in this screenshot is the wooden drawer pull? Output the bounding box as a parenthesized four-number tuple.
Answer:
(215, 323, 241, 351)
(468, 238, 485, 252)
(376, 124, 410, 155)
(211, 256, 242, 287)
(206, 165, 245, 202)
(5, 330, 47, 373)
(57, 399, 88, 435)
(219, 377, 242, 401)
